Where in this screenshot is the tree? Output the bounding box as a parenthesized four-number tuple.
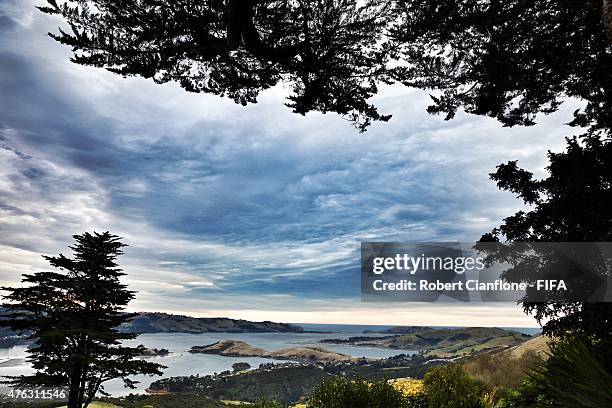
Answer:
(38, 0, 392, 131)
(476, 135, 612, 366)
(386, 0, 612, 370)
(389, 0, 612, 138)
(423, 363, 484, 408)
(0, 232, 164, 408)
(38, 1, 611, 132)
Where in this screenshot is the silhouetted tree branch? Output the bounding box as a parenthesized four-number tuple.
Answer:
(39, 0, 392, 131)
(389, 0, 612, 137)
(38, 1, 611, 133)
(477, 136, 612, 366)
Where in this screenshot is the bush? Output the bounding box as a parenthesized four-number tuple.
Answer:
(307, 376, 412, 408)
(424, 363, 485, 408)
(389, 378, 425, 397)
(496, 378, 555, 408)
(389, 378, 427, 408)
(529, 339, 612, 408)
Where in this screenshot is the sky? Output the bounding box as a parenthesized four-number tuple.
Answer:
(0, 1, 582, 327)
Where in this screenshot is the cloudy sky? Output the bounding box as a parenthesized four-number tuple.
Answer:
(0, 1, 581, 327)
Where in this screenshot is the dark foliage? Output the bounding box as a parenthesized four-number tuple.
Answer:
(423, 363, 484, 408)
(0, 232, 164, 408)
(39, 1, 612, 132)
(39, 0, 392, 131)
(390, 0, 612, 138)
(476, 135, 612, 365)
(498, 378, 556, 408)
(529, 339, 612, 407)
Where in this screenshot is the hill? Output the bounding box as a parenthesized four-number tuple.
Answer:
(117, 312, 304, 334)
(461, 335, 551, 390)
(321, 327, 531, 358)
(507, 334, 552, 359)
(149, 365, 332, 405)
(147, 353, 434, 404)
(363, 326, 431, 334)
(386, 327, 530, 357)
(1, 311, 304, 344)
(189, 340, 353, 362)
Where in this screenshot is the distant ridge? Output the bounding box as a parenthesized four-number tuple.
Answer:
(322, 326, 531, 357)
(363, 326, 432, 334)
(1, 310, 304, 341)
(118, 312, 305, 334)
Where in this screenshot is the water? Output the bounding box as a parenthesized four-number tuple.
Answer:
(299, 323, 540, 336)
(0, 324, 539, 395)
(0, 325, 414, 396)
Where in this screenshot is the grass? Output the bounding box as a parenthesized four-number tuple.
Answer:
(462, 348, 539, 390)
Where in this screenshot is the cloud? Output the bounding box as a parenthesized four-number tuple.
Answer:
(0, 0, 582, 326)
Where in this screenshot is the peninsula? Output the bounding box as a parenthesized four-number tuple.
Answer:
(189, 340, 353, 363)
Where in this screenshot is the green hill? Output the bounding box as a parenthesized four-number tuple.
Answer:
(384, 327, 531, 357)
(321, 327, 531, 358)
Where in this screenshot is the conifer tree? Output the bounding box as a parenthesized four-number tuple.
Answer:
(477, 136, 612, 366)
(1, 232, 164, 408)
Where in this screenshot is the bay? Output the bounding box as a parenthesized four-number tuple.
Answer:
(0, 324, 412, 396)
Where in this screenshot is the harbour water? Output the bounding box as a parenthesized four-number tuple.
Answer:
(0, 324, 412, 396)
(0, 324, 538, 396)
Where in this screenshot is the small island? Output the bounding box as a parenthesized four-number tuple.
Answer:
(232, 362, 251, 371)
(189, 340, 353, 363)
(139, 348, 170, 357)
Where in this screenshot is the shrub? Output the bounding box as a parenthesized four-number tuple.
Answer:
(495, 378, 555, 408)
(389, 378, 425, 397)
(307, 376, 411, 408)
(389, 378, 427, 408)
(529, 339, 612, 408)
(423, 363, 485, 408)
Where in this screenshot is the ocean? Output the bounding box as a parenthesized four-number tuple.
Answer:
(0, 323, 539, 396)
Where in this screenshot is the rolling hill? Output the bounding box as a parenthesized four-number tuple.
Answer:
(117, 312, 304, 334)
(321, 327, 531, 358)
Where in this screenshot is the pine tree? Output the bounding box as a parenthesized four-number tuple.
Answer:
(476, 136, 612, 367)
(0, 232, 164, 408)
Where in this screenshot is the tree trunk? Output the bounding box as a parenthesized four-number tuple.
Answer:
(226, 0, 302, 62)
(76, 372, 87, 408)
(604, 0, 612, 43)
(82, 374, 104, 408)
(226, 0, 246, 50)
(199, 0, 301, 61)
(67, 377, 81, 408)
